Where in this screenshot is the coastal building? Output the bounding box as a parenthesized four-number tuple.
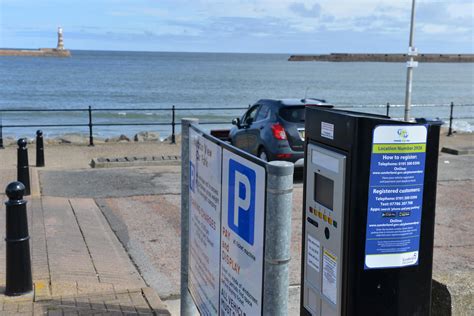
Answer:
(0, 27, 71, 57)
(57, 27, 64, 50)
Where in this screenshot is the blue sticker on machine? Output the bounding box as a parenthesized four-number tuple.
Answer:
(364, 125, 428, 269)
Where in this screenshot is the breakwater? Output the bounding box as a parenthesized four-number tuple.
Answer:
(288, 53, 474, 63)
(0, 48, 71, 57)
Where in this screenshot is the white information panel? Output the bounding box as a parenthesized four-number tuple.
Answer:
(189, 129, 222, 315)
(365, 125, 427, 269)
(220, 148, 266, 315)
(322, 249, 338, 305)
(307, 235, 321, 273)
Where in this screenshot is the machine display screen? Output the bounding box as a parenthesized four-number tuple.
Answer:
(314, 173, 334, 210)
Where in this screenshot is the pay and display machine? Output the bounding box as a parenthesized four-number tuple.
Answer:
(301, 108, 440, 316)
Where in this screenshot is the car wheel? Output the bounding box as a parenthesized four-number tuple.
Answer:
(258, 147, 268, 162)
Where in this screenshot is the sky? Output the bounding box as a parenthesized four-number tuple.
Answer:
(0, 0, 473, 53)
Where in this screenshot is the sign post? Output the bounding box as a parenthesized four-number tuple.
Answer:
(181, 118, 199, 316)
(183, 123, 294, 316)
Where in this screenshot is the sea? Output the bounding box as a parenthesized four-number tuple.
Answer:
(1, 50, 473, 139)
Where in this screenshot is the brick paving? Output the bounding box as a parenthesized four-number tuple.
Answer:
(0, 288, 170, 315)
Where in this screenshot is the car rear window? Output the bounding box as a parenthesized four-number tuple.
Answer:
(279, 106, 305, 122)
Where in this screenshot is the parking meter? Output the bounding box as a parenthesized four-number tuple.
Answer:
(301, 107, 440, 316)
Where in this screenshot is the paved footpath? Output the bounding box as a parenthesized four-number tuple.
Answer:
(0, 169, 171, 314)
(0, 135, 472, 315)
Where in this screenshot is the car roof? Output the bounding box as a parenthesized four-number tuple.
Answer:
(257, 98, 332, 107)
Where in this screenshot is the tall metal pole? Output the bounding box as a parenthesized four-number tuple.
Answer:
(0, 112, 4, 149)
(263, 161, 294, 315)
(404, 0, 417, 121)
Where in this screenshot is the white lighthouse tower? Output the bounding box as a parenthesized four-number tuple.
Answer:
(57, 27, 64, 50)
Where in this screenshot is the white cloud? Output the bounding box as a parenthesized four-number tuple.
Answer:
(420, 24, 449, 34)
(108, 8, 169, 18)
(2, 0, 472, 52)
(420, 23, 471, 35)
(446, 2, 474, 19)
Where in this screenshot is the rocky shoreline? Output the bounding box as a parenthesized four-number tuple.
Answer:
(1, 131, 180, 146)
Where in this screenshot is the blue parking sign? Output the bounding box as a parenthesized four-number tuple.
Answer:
(221, 148, 266, 316)
(227, 158, 256, 245)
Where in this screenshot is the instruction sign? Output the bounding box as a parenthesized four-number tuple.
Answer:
(220, 149, 266, 315)
(365, 125, 427, 269)
(322, 250, 338, 305)
(189, 129, 222, 315)
(307, 235, 320, 272)
(188, 125, 268, 315)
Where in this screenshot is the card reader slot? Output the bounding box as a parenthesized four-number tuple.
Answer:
(307, 216, 319, 228)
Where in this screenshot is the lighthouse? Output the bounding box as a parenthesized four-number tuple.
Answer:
(57, 27, 64, 50)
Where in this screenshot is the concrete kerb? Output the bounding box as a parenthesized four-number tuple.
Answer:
(142, 287, 172, 315)
(91, 155, 181, 168)
(441, 146, 474, 155)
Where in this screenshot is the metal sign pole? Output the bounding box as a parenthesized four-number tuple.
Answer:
(180, 118, 199, 316)
(263, 161, 294, 315)
(404, 0, 417, 122)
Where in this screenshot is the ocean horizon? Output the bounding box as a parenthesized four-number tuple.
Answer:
(1, 50, 473, 138)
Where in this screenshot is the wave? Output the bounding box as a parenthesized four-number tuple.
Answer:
(1, 104, 473, 135)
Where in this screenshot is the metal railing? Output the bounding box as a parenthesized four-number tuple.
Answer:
(0, 102, 472, 148)
(0, 106, 248, 147)
(338, 102, 473, 136)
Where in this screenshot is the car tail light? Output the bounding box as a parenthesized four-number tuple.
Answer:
(276, 153, 292, 159)
(271, 123, 287, 140)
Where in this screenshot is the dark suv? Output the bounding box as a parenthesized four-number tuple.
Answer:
(229, 98, 333, 164)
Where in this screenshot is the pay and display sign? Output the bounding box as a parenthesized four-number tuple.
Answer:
(188, 127, 266, 316)
(188, 129, 222, 315)
(221, 149, 265, 315)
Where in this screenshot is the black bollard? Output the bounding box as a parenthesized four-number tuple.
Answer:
(36, 130, 45, 167)
(5, 182, 33, 296)
(17, 138, 30, 196)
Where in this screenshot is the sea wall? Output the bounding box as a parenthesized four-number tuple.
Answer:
(288, 53, 474, 63)
(0, 48, 71, 57)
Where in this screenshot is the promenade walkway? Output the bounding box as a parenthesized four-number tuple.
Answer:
(0, 133, 472, 315)
(0, 167, 171, 315)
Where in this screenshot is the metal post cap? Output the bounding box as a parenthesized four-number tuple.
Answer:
(5, 182, 25, 200)
(17, 138, 27, 148)
(267, 160, 294, 176)
(36, 130, 43, 136)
